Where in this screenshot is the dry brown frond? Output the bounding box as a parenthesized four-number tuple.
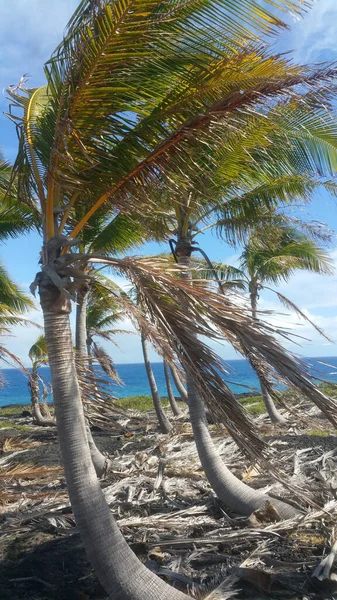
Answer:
(1, 437, 41, 453)
(0, 463, 62, 481)
(84, 255, 337, 449)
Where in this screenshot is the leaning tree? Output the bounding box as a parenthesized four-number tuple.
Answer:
(6, 1, 337, 598)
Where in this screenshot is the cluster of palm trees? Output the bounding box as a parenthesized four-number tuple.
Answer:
(2, 1, 337, 597)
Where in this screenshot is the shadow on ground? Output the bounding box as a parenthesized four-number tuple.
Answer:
(0, 534, 108, 600)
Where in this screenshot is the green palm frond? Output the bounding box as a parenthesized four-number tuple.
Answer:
(242, 224, 334, 284)
(0, 263, 35, 313)
(28, 334, 48, 365)
(87, 213, 147, 254)
(7, 0, 337, 245)
(190, 258, 248, 290)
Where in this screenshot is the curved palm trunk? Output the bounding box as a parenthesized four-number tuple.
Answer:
(170, 364, 188, 402)
(40, 381, 54, 420)
(163, 360, 182, 416)
(76, 290, 111, 476)
(41, 284, 187, 600)
(29, 371, 55, 426)
(249, 284, 286, 424)
(176, 247, 295, 517)
(140, 333, 171, 434)
(187, 374, 295, 517)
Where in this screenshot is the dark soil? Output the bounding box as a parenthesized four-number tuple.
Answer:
(0, 534, 107, 600)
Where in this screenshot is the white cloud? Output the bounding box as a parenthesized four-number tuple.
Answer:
(0, 1, 78, 83)
(278, 0, 337, 63)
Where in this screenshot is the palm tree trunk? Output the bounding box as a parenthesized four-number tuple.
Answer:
(249, 284, 286, 424)
(163, 360, 182, 416)
(169, 364, 188, 402)
(40, 381, 54, 420)
(76, 290, 111, 476)
(76, 290, 88, 360)
(40, 283, 187, 600)
(176, 246, 295, 517)
(140, 333, 172, 434)
(186, 373, 295, 517)
(29, 372, 55, 426)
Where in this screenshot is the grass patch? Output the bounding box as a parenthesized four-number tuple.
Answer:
(239, 394, 262, 406)
(239, 395, 266, 416)
(306, 429, 333, 437)
(115, 395, 170, 411)
(0, 405, 30, 415)
(319, 383, 337, 397)
(0, 421, 32, 431)
(245, 401, 266, 416)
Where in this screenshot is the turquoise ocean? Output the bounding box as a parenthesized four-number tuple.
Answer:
(1, 357, 337, 408)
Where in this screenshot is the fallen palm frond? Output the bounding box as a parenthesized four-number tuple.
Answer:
(0, 437, 42, 453)
(1, 411, 337, 598)
(0, 462, 62, 481)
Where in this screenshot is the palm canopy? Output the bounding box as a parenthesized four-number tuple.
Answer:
(6, 0, 337, 251)
(29, 334, 48, 370)
(240, 224, 334, 286)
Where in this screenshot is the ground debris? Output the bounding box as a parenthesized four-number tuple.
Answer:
(1, 402, 337, 598)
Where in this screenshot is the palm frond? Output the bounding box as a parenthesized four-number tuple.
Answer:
(92, 342, 121, 383)
(271, 290, 332, 342)
(80, 255, 337, 453)
(0, 263, 35, 313)
(28, 334, 48, 366)
(8, 1, 337, 244)
(241, 224, 334, 284)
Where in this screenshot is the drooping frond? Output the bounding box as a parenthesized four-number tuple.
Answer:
(92, 342, 121, 383)
(273, 290, 332, 341)
(79, 255, 337, 447)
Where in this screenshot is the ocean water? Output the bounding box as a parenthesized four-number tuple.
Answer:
(1, 357, 337, 408)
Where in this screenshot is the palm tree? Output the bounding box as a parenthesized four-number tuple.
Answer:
(220, 223, 334, 422)
(6, 1, 337, 597)
(28, 334, 55, 425)
(141, 332, 172, 434)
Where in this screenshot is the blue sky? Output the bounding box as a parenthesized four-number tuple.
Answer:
(1, 0, 337, 365)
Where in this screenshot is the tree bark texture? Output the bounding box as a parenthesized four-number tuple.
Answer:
(29, 372, 55, 426)
(41, 282, 187, 600)
(76, 289, 111, 475)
